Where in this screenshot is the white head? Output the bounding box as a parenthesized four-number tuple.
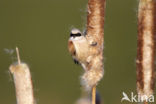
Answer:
(70, 28, 82, 38)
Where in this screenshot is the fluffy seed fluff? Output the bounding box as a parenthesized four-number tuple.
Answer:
(81, 69, 104, 91)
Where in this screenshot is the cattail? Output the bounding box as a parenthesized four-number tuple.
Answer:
(137, 0, 156, 103)
(68, 0, 106, 104)
(68, 0, 105, 90)
(9, 48, 35, 104)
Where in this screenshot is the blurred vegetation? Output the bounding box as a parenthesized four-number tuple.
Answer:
(0, 0, 155, 104)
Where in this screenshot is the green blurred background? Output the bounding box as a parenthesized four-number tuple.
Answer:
(0, 0, 155, 104)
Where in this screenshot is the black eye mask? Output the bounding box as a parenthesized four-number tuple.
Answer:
(70, 33, 82, 37)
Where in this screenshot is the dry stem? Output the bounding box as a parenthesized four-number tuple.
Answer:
(92, 86, 96, 104)
(9, 47, 35, 104)
(16, 47, 21, 64)
(137, 0, 156, 101)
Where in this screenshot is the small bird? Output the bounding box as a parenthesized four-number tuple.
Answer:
(68, 28, 89, 70)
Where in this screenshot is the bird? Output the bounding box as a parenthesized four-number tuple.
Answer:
(68, 28, 89, 70)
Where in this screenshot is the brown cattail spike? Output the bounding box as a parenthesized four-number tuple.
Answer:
(137, 0, 156, 101)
